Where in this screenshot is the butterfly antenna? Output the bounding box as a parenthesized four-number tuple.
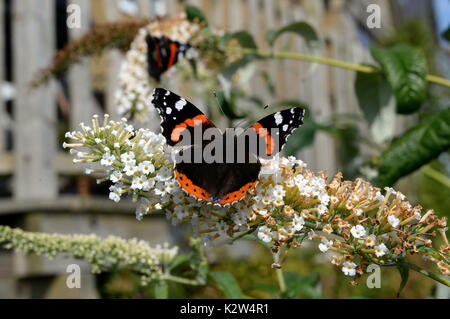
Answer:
(234, 118, 248, 128)
(213, 91, 226, 115)
(264, 104, 269, 109)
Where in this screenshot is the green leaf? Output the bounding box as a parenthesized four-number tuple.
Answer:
(245, 283, 279, 297)
(154, 281, 169, 299)
(283, 272, 321, 299)
(396, 264, 409, 297)
(378, 108, 450, 186)
(355, 71, 396, 143)
(266, 21, 320, 78)
(267, 21, 319, 48)
(221, 56, 258, 80)
(189, 238, 208, 285)
(185, 5, 208, 26)
(223, 31, 258, 49)
(370, 44, 428, 114)
(168, 254, 191, 271)
(220, 31, 259, 80)
(210, 271, 243, 299)
(187, 58, 198, 79)
(442, 27, 450, 42)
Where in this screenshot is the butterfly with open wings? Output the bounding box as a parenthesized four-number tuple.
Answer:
(151, 88, 305, 206)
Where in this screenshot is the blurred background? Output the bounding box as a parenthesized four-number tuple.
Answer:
(0, 0, 449, 298)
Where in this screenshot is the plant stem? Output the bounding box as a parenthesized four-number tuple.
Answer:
(272, 251, 286, 294)
(163, 274, 201, 286)
(400, 261, 450, 287)
(421, 165, 450, 189)
(230, 48, 450, 89)
(426, 75, 450, 88)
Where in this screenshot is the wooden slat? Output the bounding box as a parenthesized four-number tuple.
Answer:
(212, 0, 226, 30)
(247, 0, 259, 44)
(228, 0, 243, 31)
(280, 0, 315, 172)
(0, 152, 101, 176)
(68, 0, 98, 130)
(301, 0, 337, 175)
(0, 152, 12, 174)
(246, 0, 268, 105)
(272, 1, 285, 98)
(137, 0, 151, 17)
(159, 0, 180, 16)
(278, 0, 290, 98)
(329, 2, 357, 114)
(103, 0, 122, 119)
(263, 0, 282, 111)
(290, 3, 316, 167)
(12, 0, 57, 199)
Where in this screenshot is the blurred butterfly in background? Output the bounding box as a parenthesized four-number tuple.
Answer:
(146, 35, 191, 82)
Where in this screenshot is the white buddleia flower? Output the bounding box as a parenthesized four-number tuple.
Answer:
(350, 225, 366, 239)
(374, 243, 389, 257)
(342, 262, 357, 276)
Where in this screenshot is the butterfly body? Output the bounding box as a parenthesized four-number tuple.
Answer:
(151, 88, 305, 205)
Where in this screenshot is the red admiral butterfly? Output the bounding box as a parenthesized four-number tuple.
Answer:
(151, 88, 305, 205)
(146, 35, 191, 82)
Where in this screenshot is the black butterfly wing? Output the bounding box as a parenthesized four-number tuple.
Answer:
(245, 108, 305, 157)
(151, 88, 216, 146)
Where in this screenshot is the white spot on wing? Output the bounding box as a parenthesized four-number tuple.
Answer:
(282, 124, 289, 132)
(274, 112, 283, 125)
(166, 107, 172, 114)
(175, 99, 187, 111)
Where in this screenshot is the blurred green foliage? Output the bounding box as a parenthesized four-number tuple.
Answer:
(381, 20, 437, 69)
(419, 161, 450, 220)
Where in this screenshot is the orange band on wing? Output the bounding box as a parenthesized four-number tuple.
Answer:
(251, 123, 274, 155)
(219, 181, 257, 205)
(167, 42, 178, 69)
(170, 115, 210, 143)
(154, 42, 163, 67)
(175, 169, 211, 201)
(170, 123, 187, 142)
(251, 123, 268, 136)
(185, 114, 208, 127)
